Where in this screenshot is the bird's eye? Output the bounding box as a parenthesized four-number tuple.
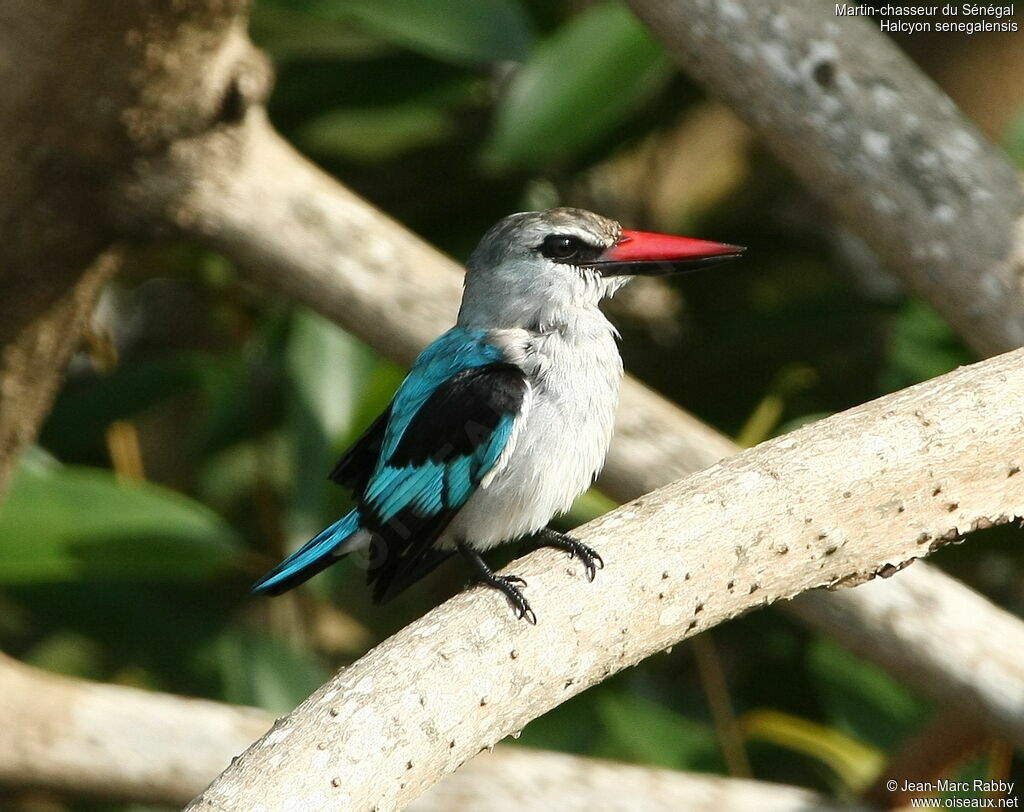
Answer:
(540, 234, 583, 261)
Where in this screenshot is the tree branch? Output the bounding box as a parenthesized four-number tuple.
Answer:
(116, 108, 1024, 754)
(410, 747, 855, 812)
(0, 0, 269, 497)
(0, 652, 270, 805)
(184, 347, 1024, 810)
(0, 653, 843, 811)
(113, 113, 737, 498)
(0, 250, 120, 494)
(626, 0, 1024, 356)
(790, 562, 1024, 744)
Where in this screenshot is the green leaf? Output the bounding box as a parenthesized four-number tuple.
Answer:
(808, 636, 928, 751)
(297, 104, 455, 163)
(0, 457, 240, 583)
(560, 487, 618, 528)
(285, 309, 376, 540)
(879, 298, 971, 393)
(305, 0, 532, 65)
(41, 352, 208, 458)
(287, 309, 373, 442)
(197, 432, 292, 509)
(734, 364, 818, 447)
(21, 630, 105, 680)
(250, 3, 390, 62)
(595, 692, 718, 769)
(194, 313, 289, 456)
(215, 630, 328, 713)
(485, 2, 671, 169)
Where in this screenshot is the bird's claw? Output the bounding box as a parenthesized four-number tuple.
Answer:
(573, 543, 605, 582)
(536, 531, 604, 582)
(478, 573, 535, 624)
(458, 543, 536, 623)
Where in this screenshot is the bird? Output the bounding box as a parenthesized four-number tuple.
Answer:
(253, 207, 744, 622)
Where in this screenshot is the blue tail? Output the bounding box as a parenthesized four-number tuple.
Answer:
(252, 509, 363, 596)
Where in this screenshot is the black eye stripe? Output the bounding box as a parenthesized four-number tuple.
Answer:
(541, 235, 580, 259)
(539, 234, 603, 264)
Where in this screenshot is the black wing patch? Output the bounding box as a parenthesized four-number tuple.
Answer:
(389, 363, 527, 466)
(327, 402, 392, 496)
(363, 362, 528, 602)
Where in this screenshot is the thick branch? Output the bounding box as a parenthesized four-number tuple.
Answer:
(117, 111, 1024, 762)
(0, 652, 271, 804)
(410, 747, 854, 812)
(0, 250, 120, 494)
(627, 0, 1024, 356)
(0, 653, 841, 811)
(185, 348, 1024, 810)
(0, 0, 267, 496)
(113, 114, 737, 499)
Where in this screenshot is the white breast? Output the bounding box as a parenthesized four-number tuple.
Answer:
(441, 320, 623, 550)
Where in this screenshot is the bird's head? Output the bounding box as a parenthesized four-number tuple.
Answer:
(459, 207, 744, 332)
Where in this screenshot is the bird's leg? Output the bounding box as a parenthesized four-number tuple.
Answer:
(533, 527, 604, 582)
(458, 542, 536, 624)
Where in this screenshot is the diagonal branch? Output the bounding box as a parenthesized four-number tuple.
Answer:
(117, 110, 1024, 754)
(0, 652, 270, 804)
(627, 0, 1024, 356)
(0, 652, 847, 811)
(185, 347, 1024, 811)
(410, 747, 857, 812)
(113, 113, 737, 497)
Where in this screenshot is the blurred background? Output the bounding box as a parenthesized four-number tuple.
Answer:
(2, 1, 1023, 809)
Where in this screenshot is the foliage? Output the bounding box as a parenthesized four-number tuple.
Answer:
(484, 2, 671, 168)
(4, 2, 1022, 809)
(0, 451, 239, 584)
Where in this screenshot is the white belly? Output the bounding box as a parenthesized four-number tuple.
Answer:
(441, 326, 622, 550)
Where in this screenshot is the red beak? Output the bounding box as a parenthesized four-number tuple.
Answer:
(584, 228, 745, 277)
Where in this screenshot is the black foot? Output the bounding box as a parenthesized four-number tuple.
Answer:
(458, 543, 536, 624)
(533, 528, 604, 581)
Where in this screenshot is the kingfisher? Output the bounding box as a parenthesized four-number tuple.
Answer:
(253, 208, 743, 621)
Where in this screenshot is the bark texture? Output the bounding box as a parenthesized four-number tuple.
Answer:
(0, 652, 847, 811)
(186, 347, 1024, 811)
(0, 251, 120, 490)
(119, 108, 1024, 757)
(0, 652, 271, 804)
(113, 115, 739, 500)
(0, 0, 270, 496)
(410, 747, 854, 812)
(3, 4, 1023, 808)
(627, 0, 1024, 356)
